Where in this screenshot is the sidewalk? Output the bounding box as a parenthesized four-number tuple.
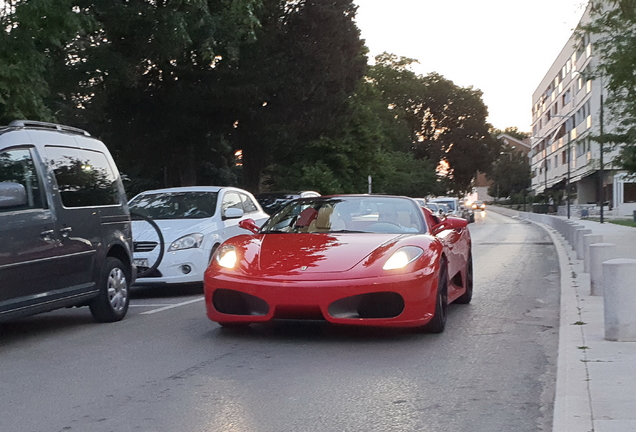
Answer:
(490, 207, 636, 432)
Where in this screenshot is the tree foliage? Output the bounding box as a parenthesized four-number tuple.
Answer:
(584, 0, 636, 173)
(491, 126, 530, 141)
(1, 0, 499, 198)
(367, 54, 499, 197)
(487, 150, 531, 199)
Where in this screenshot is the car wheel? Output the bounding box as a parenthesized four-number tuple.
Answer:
(420, 260, 448, 334)
(455, 252, 473, 304)
(89, 257, 130, 322)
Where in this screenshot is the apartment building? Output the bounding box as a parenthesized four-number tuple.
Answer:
(530, 4, 636, 217)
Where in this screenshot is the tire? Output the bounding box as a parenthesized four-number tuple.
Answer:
(455, 252, 473, 304)
(420, 260, 448, 334)
(89, 257, 130, 322)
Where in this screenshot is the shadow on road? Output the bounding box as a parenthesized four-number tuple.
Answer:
(131, 283, 203, 299)
(209, 304, 465, 344)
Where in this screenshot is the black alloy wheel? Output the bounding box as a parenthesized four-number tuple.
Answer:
(455, 252, 473, 304)
(420, 260, 448, 333)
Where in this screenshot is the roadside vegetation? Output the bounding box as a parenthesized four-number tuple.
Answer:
(1, 0, 508, 197)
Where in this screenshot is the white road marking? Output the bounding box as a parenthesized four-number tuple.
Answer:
(129, 304, 173, 308)
(140, 297, 204, 315)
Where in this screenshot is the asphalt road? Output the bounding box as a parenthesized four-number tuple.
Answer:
(0, 210, 560, 432)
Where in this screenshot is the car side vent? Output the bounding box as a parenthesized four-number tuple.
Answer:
(9, 120, 91, 137)
(134, 241, 157, 252)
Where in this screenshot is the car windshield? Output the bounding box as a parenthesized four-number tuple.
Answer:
(129, 191, 218, 219)
(260, 196, 426, 234)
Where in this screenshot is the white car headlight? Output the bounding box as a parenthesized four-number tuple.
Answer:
(168, 233, 204, 252)
(215, 245, 238, 269)
(383, 246, 424, 270)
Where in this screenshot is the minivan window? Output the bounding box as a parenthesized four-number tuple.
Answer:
(46, 146, 120, 207)
(0, 148, 45, 210)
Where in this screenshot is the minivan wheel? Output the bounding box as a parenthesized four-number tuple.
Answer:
(89, 257, 130, 322)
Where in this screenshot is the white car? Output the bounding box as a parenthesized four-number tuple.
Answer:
(128, 186, 269, 286)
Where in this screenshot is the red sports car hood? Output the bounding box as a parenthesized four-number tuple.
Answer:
(255, 233, 403, 274)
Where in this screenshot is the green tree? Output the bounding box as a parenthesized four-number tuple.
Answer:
(0, 0, 90, 123)
(367, 54, 500, 197)
(584, 0, 636, 173)
(487, 150, 531, 199)
(230, 0, 368, 192)
(491, 127, 530, 141)
(1, 0, 263, 190)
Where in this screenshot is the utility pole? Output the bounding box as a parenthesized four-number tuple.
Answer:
(599, 91, 604, 224)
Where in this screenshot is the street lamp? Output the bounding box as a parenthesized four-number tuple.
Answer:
(497, 147, 515, 202)
(599, 81, 605, 224)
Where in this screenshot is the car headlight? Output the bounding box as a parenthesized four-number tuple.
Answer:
(168, 233, 204, 252)
(215, 245, 238, 269)
(383, 246, 424, 270)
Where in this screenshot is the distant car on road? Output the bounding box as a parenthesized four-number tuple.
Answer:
(472, 200, 486, 211)
(425, 202, 445, 217)
(429, 196, 474, 222)
(129, 186, 269, 287)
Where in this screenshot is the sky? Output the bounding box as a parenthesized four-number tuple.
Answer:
(353, 0, 589, 132)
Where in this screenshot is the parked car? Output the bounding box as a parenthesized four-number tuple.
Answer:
(128, 186, 269, 287)
(255, 191, 320, 215)
(0, 120, 135, 322)
(424, 202, 444, 216)
(413, 198, 427, 207)
(204, 195, 472, 333)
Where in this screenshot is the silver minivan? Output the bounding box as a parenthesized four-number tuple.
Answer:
(0, 120, 135, 322)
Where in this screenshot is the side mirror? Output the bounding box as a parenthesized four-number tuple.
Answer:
(432, 216, 468, 235)
(223, 207, 244, 220)
(238, 218, 260, 234)
(0, 182, 27, 208)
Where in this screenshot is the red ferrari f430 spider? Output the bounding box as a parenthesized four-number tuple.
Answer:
(204, 195, 472, 333)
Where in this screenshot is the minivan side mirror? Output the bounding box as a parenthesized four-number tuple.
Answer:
(0, 182, 27, 208)
(223, 207, 244, 220)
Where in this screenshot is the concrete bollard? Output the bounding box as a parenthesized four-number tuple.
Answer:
(568, 224, 583, 248)
(589, 243, 616, 296)
(575, 228, 592, 260)
(603, 259, 636, 341)
(583, 234, 603, 273)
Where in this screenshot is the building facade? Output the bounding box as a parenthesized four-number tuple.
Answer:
(530, 5, 636, 217)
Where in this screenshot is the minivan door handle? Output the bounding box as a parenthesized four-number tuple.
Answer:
(41, 229, 55, 241)
(59, 227, 73, 238)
